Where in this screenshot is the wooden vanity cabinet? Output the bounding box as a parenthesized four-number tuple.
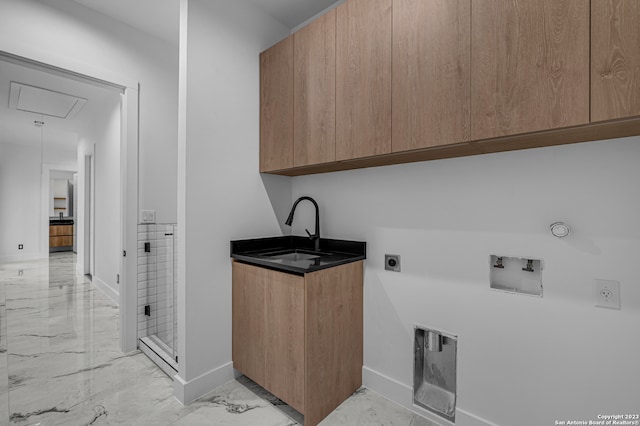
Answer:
(591, 0, 640, 122)
(49, 224, 73, 248)
(232, 260, 363, 426)
(471, 0, 590, 140)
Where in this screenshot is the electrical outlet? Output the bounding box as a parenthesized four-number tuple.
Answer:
(594, 279, 620, 310)
(139, 210, 156, 224)
(385, 254, 401, 272)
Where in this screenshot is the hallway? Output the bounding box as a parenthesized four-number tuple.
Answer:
(0, 253, 185, 424)
(0, 254, 435, 425)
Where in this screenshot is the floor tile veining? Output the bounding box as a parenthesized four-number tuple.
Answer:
(0, 254, 437, 425)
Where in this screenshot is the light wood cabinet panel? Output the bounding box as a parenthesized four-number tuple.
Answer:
(265, 272, 305, 412)
(294, 9, 336, 167)
(232, 260, 363, 426)
(260, 36, 294, 172)
(50, 225, 73, 237)
(49, 236, 73, 247)
(304, 261, 363, 426)
(336, 0, 392, 160)
(471, 0, 590, 140)
(232, 262, 266, 387)
(392, 0, 470, 152)
(591, 0, 640, 121)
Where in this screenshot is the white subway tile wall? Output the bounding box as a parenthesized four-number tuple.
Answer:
(137, 224, 177, 359)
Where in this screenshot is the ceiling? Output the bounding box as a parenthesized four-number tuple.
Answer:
(0, 58, 119, 152)
(71, 0, 343, 45)
(1, 0, 343, 162)
(245, 0, 343, 29)
(72, 0, 180, 46)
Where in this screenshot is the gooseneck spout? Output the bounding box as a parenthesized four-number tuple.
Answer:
(285, 196, 320, 251)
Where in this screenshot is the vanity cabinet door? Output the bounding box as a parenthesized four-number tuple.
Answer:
(231, 262, 266, 387)
(591, 0, 640, 121)
(265, 271, 305, 413)
(471, 0, 590, 139)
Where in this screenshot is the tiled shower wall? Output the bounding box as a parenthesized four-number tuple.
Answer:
(137, 224, 177, 356)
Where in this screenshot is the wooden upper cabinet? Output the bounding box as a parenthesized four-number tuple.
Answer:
(591, 0, 640, 122)
(392, 0, 470, 152)
(294, 10, 336, 167)
(260, 36, 294, 172)
(471, 0, 590, 140)
(336, 0, 392, 161)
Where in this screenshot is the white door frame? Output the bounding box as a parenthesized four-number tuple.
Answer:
(0, 49, 140, 354)
(84, 153, 95, 277)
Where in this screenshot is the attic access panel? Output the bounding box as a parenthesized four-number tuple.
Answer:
(9, 81, 87, 119)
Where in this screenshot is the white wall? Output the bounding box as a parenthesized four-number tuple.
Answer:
(176, 0, 291, 402)
(92, 100, 122, 295)
(73, 91, 121, 300)
(0, 143, 42, 261)
(291, 137, 640, 426)
(0, 141, 79, 262)
(0, 0, 179, 224)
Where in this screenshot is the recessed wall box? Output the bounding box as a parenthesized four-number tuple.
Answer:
(489, 255, 543, 297)
(414, 326, 457, 422)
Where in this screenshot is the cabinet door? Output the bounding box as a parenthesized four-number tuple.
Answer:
(591, 0, 640, 121)
(294, 9, 336, 167)
(471, 0, 589, 140)
(260, 36, 294, 172)
(336, 0, 392, 160)
(50, 226, 61, 237)
(265, 271, 305, 413)
(49, 236, 72, 247)
(232, 262, 266, 386)
(304, 261, 364, 426)
(392, 0, 470, 152)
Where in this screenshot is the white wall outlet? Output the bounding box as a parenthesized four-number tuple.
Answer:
(594, 279, 620, 310)
(140, 210, 156, 224)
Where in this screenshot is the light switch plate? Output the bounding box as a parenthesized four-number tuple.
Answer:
(140, 210, 156, 224)
(594, 279, 620, 310)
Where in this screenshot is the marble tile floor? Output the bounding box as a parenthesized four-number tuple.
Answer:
(0, 253, 438, 426)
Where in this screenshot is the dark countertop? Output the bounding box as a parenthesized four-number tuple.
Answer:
(50, 219, 75, 225)
(230, 236, 366, 275)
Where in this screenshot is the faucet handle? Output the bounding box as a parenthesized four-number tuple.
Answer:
(305, 229, 314, 239)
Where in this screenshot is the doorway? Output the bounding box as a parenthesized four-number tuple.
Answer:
(0, 50, 140, 354)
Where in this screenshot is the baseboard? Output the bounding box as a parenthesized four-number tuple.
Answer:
(92, 276, 119, 305)
(173, 361, 235, 404)
(362, 366, 500, 426)
(0, 253, 45, 263)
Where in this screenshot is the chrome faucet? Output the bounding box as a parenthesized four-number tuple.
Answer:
(285, 196, 320, 251)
